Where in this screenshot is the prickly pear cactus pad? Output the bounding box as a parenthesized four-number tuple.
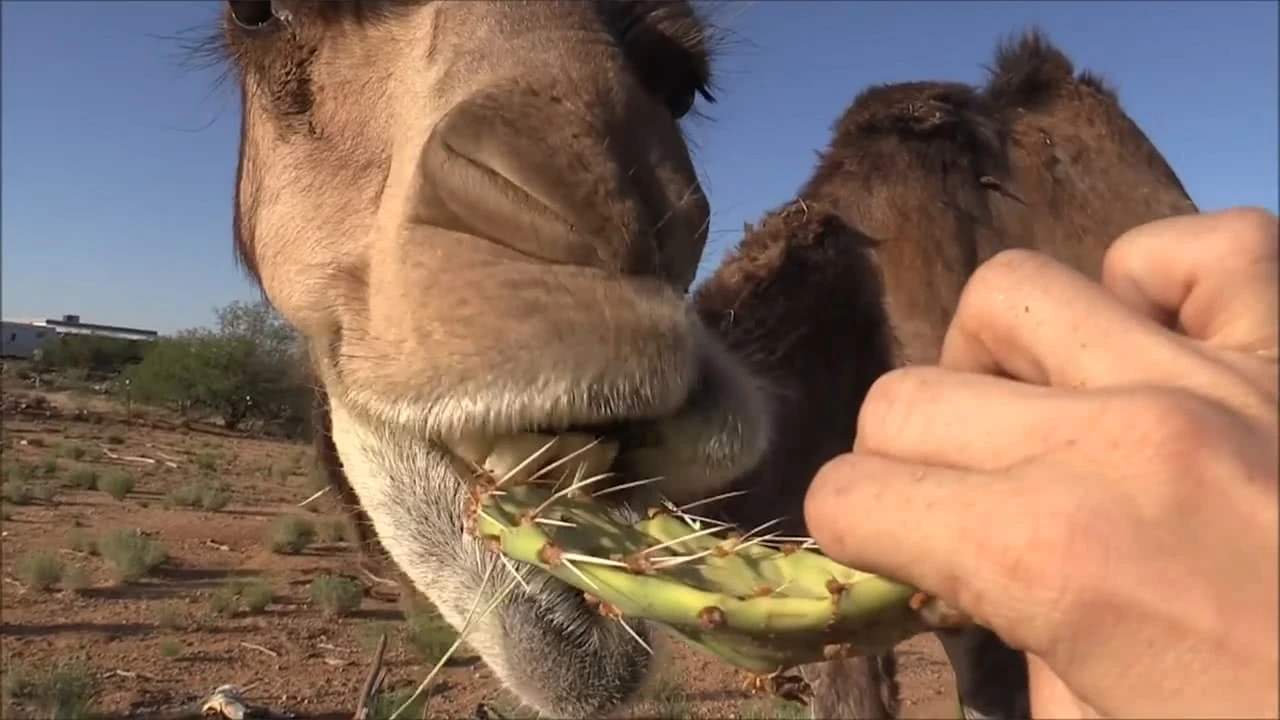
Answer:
(455, 434, 971, 676)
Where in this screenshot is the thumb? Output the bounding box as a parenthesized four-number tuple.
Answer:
(804, 452, 1069, 654)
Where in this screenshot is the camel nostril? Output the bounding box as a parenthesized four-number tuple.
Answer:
(415, 94, 626, 270)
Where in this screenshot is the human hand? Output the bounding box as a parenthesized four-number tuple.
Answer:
(804, 208, 1279, 718)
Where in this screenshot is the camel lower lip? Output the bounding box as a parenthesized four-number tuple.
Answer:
(446, 431, 622, 485)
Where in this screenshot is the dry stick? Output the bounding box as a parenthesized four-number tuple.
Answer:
(298, 485, 331, 507)
(352, 631, 388, 720)
(239, 641, 279, 658)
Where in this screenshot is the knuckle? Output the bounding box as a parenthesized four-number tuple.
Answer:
(1216, 206, 1280, 251)
(956, 249, 1052, 319)
(857, 367, 934, 445)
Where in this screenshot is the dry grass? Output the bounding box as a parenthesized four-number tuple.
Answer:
(97, 528, 167, 582)
(269, 515, 316, 554)
(310, 573, 362, 617)
(16, 551, 64, 592)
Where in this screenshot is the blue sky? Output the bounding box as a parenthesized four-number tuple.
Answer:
(3, 1, 1276, 334)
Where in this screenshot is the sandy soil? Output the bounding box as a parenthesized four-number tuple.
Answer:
(0, 389, 957, 719)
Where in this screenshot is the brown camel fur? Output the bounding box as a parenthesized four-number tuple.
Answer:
(693, 27, 1198, 719)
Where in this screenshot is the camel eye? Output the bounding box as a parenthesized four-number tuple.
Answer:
(228, 0, 276, 30)
(667, 86, 696, 119)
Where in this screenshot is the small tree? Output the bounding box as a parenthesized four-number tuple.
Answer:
(123, 299, 310, 433)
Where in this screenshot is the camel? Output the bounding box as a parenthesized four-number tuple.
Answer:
(208, 1, 1196, 717)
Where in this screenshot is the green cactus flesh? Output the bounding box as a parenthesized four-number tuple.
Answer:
(464, 460, 969, 675)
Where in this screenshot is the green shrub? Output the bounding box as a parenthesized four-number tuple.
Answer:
(309, 573, 362, 617)
(3, 480, 33, 505)
(97, 470, 135, 501)
(240, 579, 273, 613)
(159, 638, 182, 659)
(323, 518, 348, 543)
(66, 529, 97, 555)
(269, 515, 316, 554)
(208, 578, 273, 616)
(368, 687, 425, 720)
(155, 604, 185, 630)
(404, 606, 462, 665)
(208, 585, 240, 617)
(1, 661, 96, 720)
(98, 529, 166, 582)
(66, 468, 98, 490)
(167, 479, 231, 511)
(165, 481, 202, 508)
(5, 462, 35, 483)
(306, 462, 328, 491)
(199, 482, 231, 511)
(40, 457, 59, 476)
(29, 482, 57, 503)
(194, 451, 220, 473)
(16, 551, 64, 592)
(61, 564, 91, 593)
(57, 443, 87, 461)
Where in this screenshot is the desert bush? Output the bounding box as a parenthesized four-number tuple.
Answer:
(167, 479, 230, 511)
(269, 515, 316, 554)
(5, 462, 35, 483)
(207, 585, 240, 617)
(29, 482, 57, 503)
(159, 638, 182, 659)
(96, 470, 135, 501)
(57, 443, 87, 461)
(2, 480, 33, 505)
(194, 451, 220, 473)
(66, 529, 97, 555)
(66, 468, 98, 490)
(368, 687, 424, 720)
(0, 503, 11, 521)
(306, 462, 329, 492)
(104, 434, 125, 445)
(240, 579, 274, 613)
(208, 578, 273, 616)
(310, 573, 362, 617)
(155, 604, 185, 630)
(199, 482, 231, 511)
(40, 456, 58, 476)
(1, 660, 97, 720)
(404, 605, 462, 665)
(356, 623, 397, 654)
(322, 518, 348, 543)
(16, 551, 64, 592)
(98, 529, 166, 582)
(61, 565, 91, 594)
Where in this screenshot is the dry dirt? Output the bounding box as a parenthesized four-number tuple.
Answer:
(0, 388, 958, 719)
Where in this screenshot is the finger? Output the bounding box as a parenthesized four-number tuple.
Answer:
(854, 366, 1099, 471)
(939, 248, 1212, 390)
(804, 452, 1070, 653)
(1101, 207, 1278, 355)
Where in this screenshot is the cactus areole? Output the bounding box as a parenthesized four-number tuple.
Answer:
(454, 439, 971, 676)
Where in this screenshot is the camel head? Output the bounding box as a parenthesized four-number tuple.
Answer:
(215, 1, 769, 715)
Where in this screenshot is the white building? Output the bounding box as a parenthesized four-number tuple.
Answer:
(1, 314, 158, 359)
(1, 321, 55, 359)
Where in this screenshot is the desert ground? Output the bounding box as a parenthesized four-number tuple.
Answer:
(0, 377, 958, 719)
